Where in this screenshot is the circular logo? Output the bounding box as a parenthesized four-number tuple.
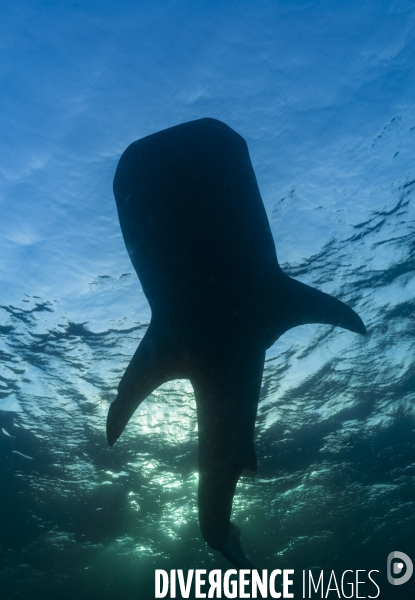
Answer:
(387, 552, 413, 586)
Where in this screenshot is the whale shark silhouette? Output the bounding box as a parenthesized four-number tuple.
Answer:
(106, 118, 366, 567)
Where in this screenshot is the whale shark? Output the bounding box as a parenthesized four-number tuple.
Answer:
(106, 118, 366, 568)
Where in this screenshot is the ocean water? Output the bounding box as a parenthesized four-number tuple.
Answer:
(1, 2, 414, 599)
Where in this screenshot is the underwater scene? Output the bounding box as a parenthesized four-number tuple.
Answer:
(1, 2, 414, 599)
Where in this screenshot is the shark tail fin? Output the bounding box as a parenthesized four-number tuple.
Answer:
(277, 274, 366, 337)
(106, 321, 181, 446)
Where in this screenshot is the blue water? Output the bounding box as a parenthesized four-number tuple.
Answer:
(1, 2, 414, 598)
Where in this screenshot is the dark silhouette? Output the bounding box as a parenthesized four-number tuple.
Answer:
(106, 118, 366, 567)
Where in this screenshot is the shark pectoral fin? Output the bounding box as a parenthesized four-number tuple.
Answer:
(280, 275, 366, 336)
(106, 322, 180, 446)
